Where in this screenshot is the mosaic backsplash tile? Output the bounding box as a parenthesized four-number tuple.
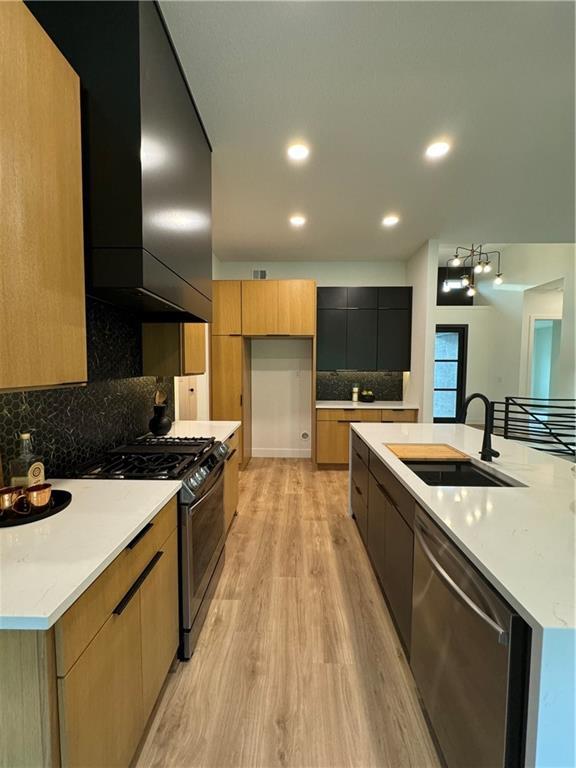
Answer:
(316, 371, 403, 401)
(0, 377, 174, 480)
(0, 297, 173, 480)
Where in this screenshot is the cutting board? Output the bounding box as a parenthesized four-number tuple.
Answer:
(385, 443, 471, 462)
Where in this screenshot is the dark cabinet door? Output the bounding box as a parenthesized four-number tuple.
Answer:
(317, 287, 347, 309)
(351, 447, 369, 543)
(378, 287, 412, 309)
(367, 474, 387, 587)
(347, 287, 378, 309)
(347, 310, 377, 370)
(377, 309, 411, 371)
(317, 309, 347, 370)
(383, 499, 414, 652)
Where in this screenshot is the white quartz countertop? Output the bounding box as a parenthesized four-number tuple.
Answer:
(352, 422, 575, 631)
(316, 400, 419, 410)
(0, 420, 242, 630)
(0, 479, 181, 630)
(167, 420, 241, 443)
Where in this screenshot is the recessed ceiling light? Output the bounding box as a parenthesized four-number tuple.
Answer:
(382, 214, 400, 227)
(425, 141, 451, 160)
(287, 143, 310, 163)
(289, 214, 307, 228)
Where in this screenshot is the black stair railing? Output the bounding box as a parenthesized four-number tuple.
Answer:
(491, 397, 576, 459)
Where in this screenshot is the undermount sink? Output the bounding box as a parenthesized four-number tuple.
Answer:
(403, 461, 522, 488)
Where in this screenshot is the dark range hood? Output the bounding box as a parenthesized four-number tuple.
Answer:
(27, 1, 212, 322)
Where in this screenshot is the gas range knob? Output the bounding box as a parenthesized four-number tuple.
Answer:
(199, 466, 209, 479)
(193, 471, 204, 485)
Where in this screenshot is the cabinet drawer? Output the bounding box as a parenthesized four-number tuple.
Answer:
(368, 452, 414, 528)
(351, 431, 369, 465)
(351, 446, 369, 499)
(55, 497, 177, 676)
(381, 409, 418, 423)
(317, 409, 382, 422)
(351, 483, 368, 543)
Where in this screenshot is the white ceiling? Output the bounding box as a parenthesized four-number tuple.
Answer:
(160, 1, 575, 262)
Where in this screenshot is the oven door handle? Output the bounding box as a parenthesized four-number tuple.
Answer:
(187, 464, 225, 517)
(414, 524, 509, 646)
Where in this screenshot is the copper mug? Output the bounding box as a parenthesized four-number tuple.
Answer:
(25, 483, 53, 509)
(0, 486, 23, 512)
(12, 483, 53, 514)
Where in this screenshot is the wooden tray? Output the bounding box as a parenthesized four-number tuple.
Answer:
(385, 443, 471, 462)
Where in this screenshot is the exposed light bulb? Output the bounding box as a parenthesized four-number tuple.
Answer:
(442, 281, 451, 293)
(483, 261, 492, 273)
(461, 275, 470, 287)
(467, 286, 476, 297)
(474, 263, 483, 274)
(494, 273, 503, 286)
(425, 141, 451, 160)
(382, 214, 400, 227)
(450, 256, 461, 267)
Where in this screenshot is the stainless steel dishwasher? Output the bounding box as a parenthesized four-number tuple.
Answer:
(411, 509, 530, 768)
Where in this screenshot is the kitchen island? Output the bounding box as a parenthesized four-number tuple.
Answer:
(351, 422, 575, 768)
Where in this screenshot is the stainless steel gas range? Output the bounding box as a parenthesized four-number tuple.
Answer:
(78, 434, 229, 659)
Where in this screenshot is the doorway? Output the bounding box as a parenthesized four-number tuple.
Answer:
(530, 318, 562, 399)
(433, 325, 468, 422)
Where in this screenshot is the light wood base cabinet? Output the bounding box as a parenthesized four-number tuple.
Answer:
(315, 408, 418, 465)
(0, 499, 179, 768)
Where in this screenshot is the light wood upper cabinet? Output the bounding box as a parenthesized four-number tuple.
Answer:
(241, 280, 316, 336)
(241, 280, 279, 335)
(182, 324, 206, 375)
(278, 280, 316, 335)
(212, 281, 242, 335)
(0, 2, 86, 391)
(142, 323, 206, 376)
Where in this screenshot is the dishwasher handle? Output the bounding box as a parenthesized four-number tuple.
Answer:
(415, 523, 509, 646)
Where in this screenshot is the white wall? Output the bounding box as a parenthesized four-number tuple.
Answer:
(434, 243, 575, 421)
(213, 259, 407, 286)
(251, 339, 312, 458)
(405, 241, 438, 421)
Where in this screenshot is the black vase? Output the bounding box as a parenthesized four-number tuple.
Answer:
(149, 404, 172, 436)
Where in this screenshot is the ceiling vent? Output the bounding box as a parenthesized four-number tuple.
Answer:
(253, 269, 267, 280)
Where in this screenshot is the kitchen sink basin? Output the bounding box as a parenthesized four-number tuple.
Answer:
(403, 461, 521, 488)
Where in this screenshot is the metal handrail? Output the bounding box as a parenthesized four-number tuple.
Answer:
(492, 396, 575, 458)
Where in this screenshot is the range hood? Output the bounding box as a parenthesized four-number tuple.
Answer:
(28, 0, 212, 322)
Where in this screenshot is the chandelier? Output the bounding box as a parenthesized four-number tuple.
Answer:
(442, 244, 504, 297)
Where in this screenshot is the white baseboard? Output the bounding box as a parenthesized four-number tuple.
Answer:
(252, 448, 312, 459)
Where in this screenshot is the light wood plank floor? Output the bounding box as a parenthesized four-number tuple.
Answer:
(136, 459, 440, 768)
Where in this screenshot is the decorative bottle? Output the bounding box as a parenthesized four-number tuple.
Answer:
(9, 433, 45, 487)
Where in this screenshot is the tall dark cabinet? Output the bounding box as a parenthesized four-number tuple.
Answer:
(317, 286, 412, 371)
(27, 0, 212, 321)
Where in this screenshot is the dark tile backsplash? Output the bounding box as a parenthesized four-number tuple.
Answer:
(0, 297, 173, 480)
(316, 371, 403, 401)
(87, 297, 143, 381)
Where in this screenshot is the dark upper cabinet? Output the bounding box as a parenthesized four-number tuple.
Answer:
(317, 286, 412, 371)
(347, 287, 378, 309)
(317, 309, 347, 370)
(317, 287, 348, 309)
(377, 309, 412, 371)
(378, 287, 412, 309)
(346, 310, 377, 371)
(26, 1, 212, 322)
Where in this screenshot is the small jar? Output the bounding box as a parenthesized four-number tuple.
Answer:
(352, 385, 359, 403)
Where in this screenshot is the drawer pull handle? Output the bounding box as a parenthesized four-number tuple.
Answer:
(126, 522, 153, 550)
(226, 448, 237, 462)
(375, 480, 400, 512)
(113, 551, 163, 616)
(354, 484, 362, 496)
(337, 420, 361, 423)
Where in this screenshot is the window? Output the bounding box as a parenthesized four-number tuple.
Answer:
(433, 325, 468, 422)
